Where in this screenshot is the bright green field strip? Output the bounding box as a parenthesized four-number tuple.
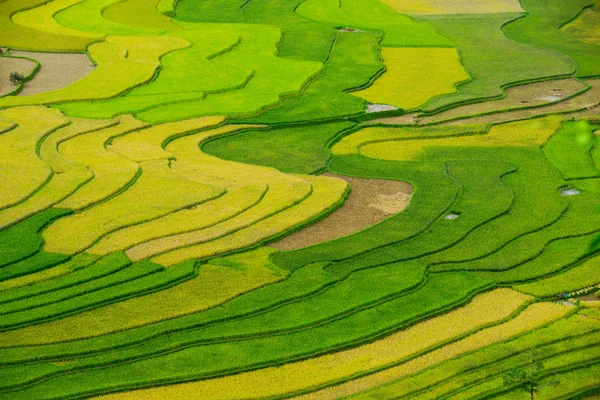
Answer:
(43, 158, 223, 255)
(0, 272, 490, 398)
(295, 0, 452, 47)
(0, 254, 150, 315)
(54, 0, 163, 36)
(0, 260, 195, 332)
(239, 30, 382, 124)
(410, 151, 567, 267)
(156, 0, 177, 16)
(327, 159, 515, 279)
(443, 347, 600, 399)
(202, 122, 356, 174)
(421, 16, 576, 112)
(438, 192, 600, 279)
(0, 36, 188, 108)
(351, 313, 600, 399)
(515, 254, 600, 297)
(0, 253, 124, 304)
(544, 120, 599, 179)
(0, 252, 71, 283)
(0, 107, 70, 211)
(0, 0, 94, 51)
(134, 25, 323, 123)
(272, 156, 458, 271)
(0, 260, 425, 374)
(57, 29, 246, 119)
(11, 0, 104, 40)
(173, 0, 335, 62)
(0, 262, 333, 359)
(503, 0, 600, 78)
(0, 209, 70, 268)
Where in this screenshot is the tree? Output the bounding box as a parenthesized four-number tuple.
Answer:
(9, 71, 24, 86)
(503, 349, 559, 399)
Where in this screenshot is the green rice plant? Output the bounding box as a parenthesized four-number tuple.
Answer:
(10, 0, 103, 41)
(0, 209, 70, 268)
(422, 16, 576, 112)
(563, 4, 600, 46)
(156, 0, 177, 16)
(0, 261, 332, 352)
(295, 0, 453, 48)
(0, 0, 94, 51)
(356, 315, 600, 400)
(202, 122, 356, 175)
(515, 253, 600, 296)
(502, 0, 600, 78)
(78, 289, 534, 400)
(0, 36, 189, 108)
(54, 0, 162, 36)
(327, 159, 516, 279)
(0, 253, 123, 304)
(0, 252, 71, 282)
(0, 260, 196, 331)
(543, 120, 599, 179)
(101, 0, 181, 30)
(238, 30, 383, 124)
(42, 158, 224, 255)
(0, 272, 490, 399)
(272, 155, 459, 271)
(0, 255, 150, 315)
(0, 254, 100, 292)
(0, 107, 70, 211)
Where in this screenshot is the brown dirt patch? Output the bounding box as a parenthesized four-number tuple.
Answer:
(269, 173, 413, 251)
(0, 56, 37, 97)
(10, 51, 95, 96)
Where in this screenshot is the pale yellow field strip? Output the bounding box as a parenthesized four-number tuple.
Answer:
(0, 118, 116, 229)
(56, 115, 148, 210)
(108, 116, 226, 162)
(331, 124, 486, 155)
(11, 0, 104, 39)
(132, 176, 311, 263)
(91, 289, 546, 400)
(0, 36, 189, 107)
(0, 249, 286, 346)
(152, 174, 348, 266)
(360, 117, 563, 161)
(0, 106, 69, 210)
(380, 0, 524, 15)
(96, 185, 267, 256)
(353, 48, 470, 111)
(43, 158, 224, 254)
(299, 302, 570, 400)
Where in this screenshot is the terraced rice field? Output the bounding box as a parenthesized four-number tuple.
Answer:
(0, 0, 599, 399)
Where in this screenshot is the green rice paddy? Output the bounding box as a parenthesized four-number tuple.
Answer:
(0, 0, 599, 398)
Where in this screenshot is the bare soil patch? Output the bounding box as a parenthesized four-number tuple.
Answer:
(0, 56, 37, 97)
(10, 51, 95, 96)
(269, 173, 413, 251)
